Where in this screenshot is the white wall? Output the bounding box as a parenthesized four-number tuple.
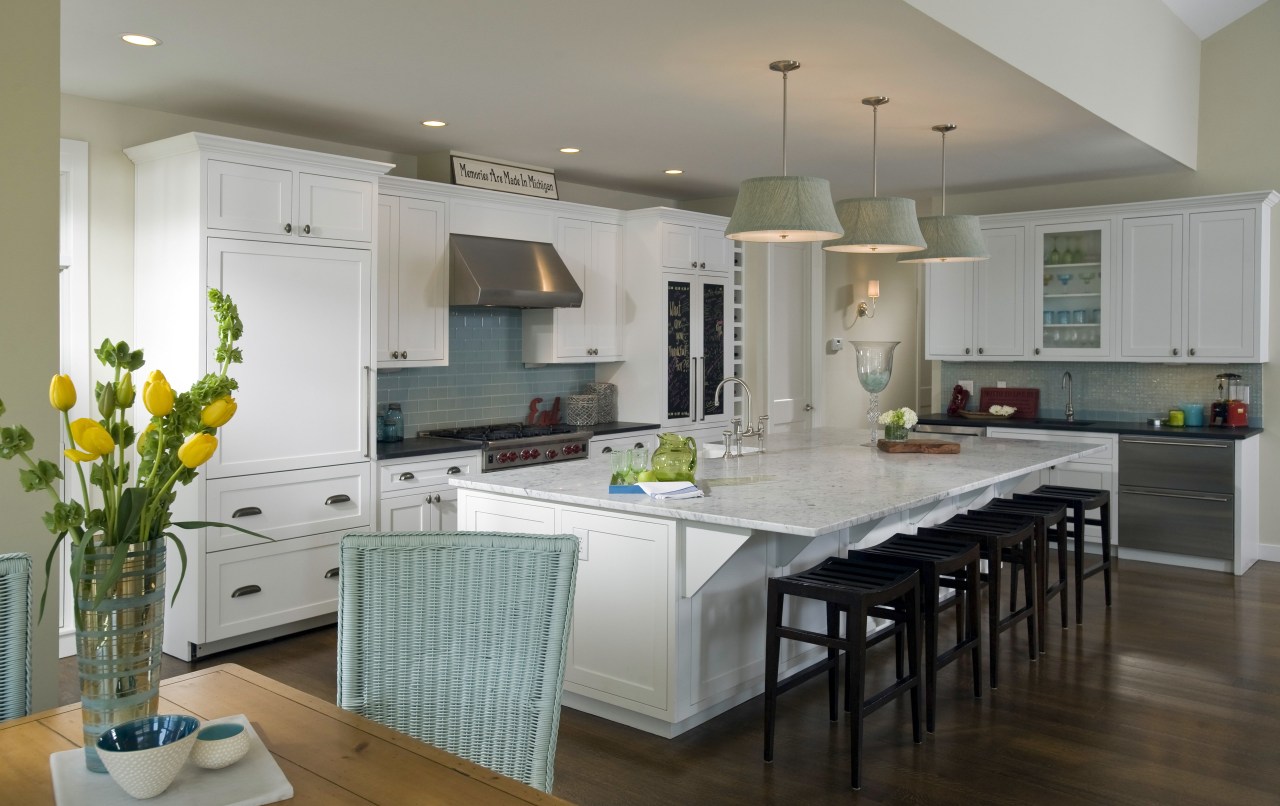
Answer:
(1, 0, 60, 711)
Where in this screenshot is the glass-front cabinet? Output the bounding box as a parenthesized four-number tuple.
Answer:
(1033, 221, 1112, 358)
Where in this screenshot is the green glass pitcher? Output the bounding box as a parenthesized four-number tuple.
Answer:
(651, 433, 697, 482)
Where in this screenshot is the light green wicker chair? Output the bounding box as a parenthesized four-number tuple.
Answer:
(337, 532, 579, 793)
(0, 553, 32, 722)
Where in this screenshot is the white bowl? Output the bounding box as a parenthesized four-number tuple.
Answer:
(96, 714, 200, 799)
(190, 721, 251, 769)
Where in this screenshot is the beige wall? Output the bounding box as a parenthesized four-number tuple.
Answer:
(1, 0, 60, 711)
(941, 1, 1280, 551)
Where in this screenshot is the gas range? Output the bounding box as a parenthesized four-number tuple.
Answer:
(421, 423, 591, 472)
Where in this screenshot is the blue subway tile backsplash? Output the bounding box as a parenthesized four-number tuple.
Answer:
(940, 361, 1263, 425)
(377, 309, 597, 434)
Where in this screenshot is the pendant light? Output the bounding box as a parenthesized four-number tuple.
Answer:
(898, 124, 989, 263)
(725, 61, 842, 243)
(824, 97, 926, 254)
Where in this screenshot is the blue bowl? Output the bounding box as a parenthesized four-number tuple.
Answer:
(97, 714, 200, 752)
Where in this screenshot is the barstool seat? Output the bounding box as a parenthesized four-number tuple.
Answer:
(1025, 485, 1114, 624)
(929, 513, 1038, 689)
(764, 556, 923, 789)
(850, 529, 982, 732)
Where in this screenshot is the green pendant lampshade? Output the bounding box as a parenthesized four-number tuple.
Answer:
(726, 175, 843, 242)
(724, 60, 842, 243)
(897, 214, 988, 262)
(823, 96, 925, 254)
(897, 123, 989, 264)
(824, 196, 926, 253)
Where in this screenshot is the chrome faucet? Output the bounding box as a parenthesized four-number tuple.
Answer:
(713, 377, 767, 455)
(1062, 371, 1074, 422)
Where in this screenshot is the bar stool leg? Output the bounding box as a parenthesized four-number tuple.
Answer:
(1023, 537, 1038, 660)
(827, 603, 840, 722)
(965, 562, 982, 698)
(849, 605, 870, 790)
(1101, 500, 1113, 606)
(763, 586, 783, 762)
(1071, 503, 1086, 625)
(906, 587, 923, 745)
(987, 551, 1002, 689)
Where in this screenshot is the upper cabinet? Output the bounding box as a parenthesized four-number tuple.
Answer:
(522, 215, 623, 363)
(660, 221, 734, 273)
(926, 191, 1276, 363)
(377, 193, 449, 367)
(207, 157, 376, 243)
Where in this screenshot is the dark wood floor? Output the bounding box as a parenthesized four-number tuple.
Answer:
(60, 556, 1280, 804)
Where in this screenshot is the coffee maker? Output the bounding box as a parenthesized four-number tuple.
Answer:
(1212, 372, 1249, 426)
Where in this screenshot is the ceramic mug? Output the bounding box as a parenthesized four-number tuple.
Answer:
(1043, 311, 1055, 325)
(1073, 309, 1086, 324)
(1056, 310, 1071, 325)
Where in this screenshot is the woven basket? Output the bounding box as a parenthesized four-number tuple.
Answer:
(565, 394, 597, 426)
(586, 382, 616, 424)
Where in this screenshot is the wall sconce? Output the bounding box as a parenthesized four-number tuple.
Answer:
(828, 280, 882, 352)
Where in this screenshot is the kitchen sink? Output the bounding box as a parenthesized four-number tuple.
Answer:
(1029, 418, 1096, 428)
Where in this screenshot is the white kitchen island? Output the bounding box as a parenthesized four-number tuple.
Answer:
(453, 428, 1103, 737)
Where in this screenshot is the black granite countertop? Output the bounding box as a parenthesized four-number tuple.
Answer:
(376, 421, 661, 461)
(916, 415, 1263, 440)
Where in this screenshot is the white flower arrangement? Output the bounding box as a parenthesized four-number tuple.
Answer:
(878, 407, 918, 428)
(989, 404, 1017, 417)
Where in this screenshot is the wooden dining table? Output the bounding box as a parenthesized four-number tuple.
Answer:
(0, 663, 574, 805)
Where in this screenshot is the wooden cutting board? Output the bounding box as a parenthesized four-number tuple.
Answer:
(877, 439, 961, 454)
(978, 387, 1040, 419)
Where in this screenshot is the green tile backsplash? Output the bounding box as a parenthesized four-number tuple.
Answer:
(377, 309, 597, 433)
(940, 362, 1263, 424)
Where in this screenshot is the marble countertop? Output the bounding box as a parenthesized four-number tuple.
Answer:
(916, 415, 1263, 440)
(451, 427, 1104, 537)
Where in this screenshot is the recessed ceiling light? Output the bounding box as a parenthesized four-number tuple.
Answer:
(665, 169, 684, 175)
(559, 147, 580, 154)
(421, 120, 447, 128)
(121, 33, 161, 47)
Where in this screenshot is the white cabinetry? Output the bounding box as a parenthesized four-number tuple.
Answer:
(591, 430, 659, 457)
(376, 452, 476, 532)
(661, 221, 734, 272)
(523, 216, 623, 362)
(1121, 206, 1265, 361)
(127, 132, 390, 660)
(925, 226, 1025, 359)
(376, 193, 449, 367)
(609, 209, 737, 431)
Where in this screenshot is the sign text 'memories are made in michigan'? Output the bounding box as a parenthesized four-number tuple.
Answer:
(452, 156, 559, 199)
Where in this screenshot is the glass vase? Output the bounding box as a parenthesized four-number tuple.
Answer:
(75, 540, 166, 772)
(883, 423, 910, 441)
(852, 341, 900, 447)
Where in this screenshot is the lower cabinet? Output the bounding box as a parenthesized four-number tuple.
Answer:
(376, 452, 475, 532)
(590, 430, 658, 457)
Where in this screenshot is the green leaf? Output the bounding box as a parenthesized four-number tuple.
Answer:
(70, 536, 88, 631)
(0, 398, 6, 417)
(167, 532, 188, 605)
(38, 531, 69, 623)
(173, 520, 273, 542)
(94, 541, 134, 608)
(18, 468, 49, 492)
(94, 338, 115, 367)
(0, 425, 35, 459)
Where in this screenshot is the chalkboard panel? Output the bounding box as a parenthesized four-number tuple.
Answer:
(702, 282, 725, 416)
(667, 280, 691, 419)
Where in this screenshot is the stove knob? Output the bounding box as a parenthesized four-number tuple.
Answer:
(547, 449, 558, 459)
(564, 444, 577, 455)
(521, 449, 533, 460)
(530, 448, 541, 459)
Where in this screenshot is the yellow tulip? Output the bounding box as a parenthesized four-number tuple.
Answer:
(200, 396, 237, 428)
(63, 448, 97, 464)
(142, 370, 174, 417)
(178, 432, 217, 468)
(49, 374, 76, 412)
(116, 372, 136, 408)
(69, 418, 115, 459)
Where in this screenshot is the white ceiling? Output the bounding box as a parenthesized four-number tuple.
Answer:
(1160, 0, 1267, 39)
(60, 0, 1261, 203)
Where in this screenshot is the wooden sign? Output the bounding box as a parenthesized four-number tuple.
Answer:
(451, 155, 558, 199)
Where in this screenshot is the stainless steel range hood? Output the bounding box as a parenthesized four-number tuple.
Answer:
(449, 234, 583, 308)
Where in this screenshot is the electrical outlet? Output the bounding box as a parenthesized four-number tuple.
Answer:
(958, 379, 974, 395)
(997, 380, 1007, 388)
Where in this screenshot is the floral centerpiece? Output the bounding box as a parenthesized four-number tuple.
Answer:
(877, 406, 917, 441)
(0, 289, 257, 771)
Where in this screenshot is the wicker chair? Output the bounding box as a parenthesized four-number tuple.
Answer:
(337, 532, 579, 793)
(0, 553, 32, 722)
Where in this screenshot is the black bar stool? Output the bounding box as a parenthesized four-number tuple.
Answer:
(764, 556, 923, 789)
(849, 529, 982, 733)
(981, 495, 1071, 649)
(1025, 484, 1114, 624)
(928, 513, 1037, 689)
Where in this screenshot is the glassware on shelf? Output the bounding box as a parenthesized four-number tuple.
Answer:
(1073, 309, 1086, 324)
(1048, 237, 1061, 265)
(1078, 271, 1097, 285)
(1056, 310, 1071, 325)
(852, 341, 899, 447)
(1043, 273, 1051, 287)
(1069, 237, 1084, 263)
(1057, 273, 1072, 286)
(1091, 308, 1101, 324)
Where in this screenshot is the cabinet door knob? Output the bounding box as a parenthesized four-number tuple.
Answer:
(1171, 347, 1180, 356)
(978, 347, 985, 355)
(401, 351, 408, 359)
(231, 506, 262, 518)
(434, 494, 442, 503)
(391, 351, 399, 359)
(1034, 347, 1041, 355)
(1189, 347, 1196, 356)
(231, 584, 262, 598)
(398, 471, 415, 481)
(691, 261, 697, 269)
(700, 262, 706, 269)
(284, 223, 292, 234)
(324, 568, 340, 580)
(303, 224, 312, 235)
(964, 347, 971, 355)
(324, 494, 351, 506)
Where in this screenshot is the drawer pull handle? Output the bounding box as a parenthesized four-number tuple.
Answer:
(324, 568, 340, 580)
(601, 446, 613, 453)
(1123, 489, 1231, 503)
(398, 472, 416, 481)
(231, 585, 262, 598)
(447, 466, 462, 475)
(325, 494, 352, 506)
(231, 506, 262, 518)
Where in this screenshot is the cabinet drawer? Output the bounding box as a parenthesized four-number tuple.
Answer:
(207, 464, 371, 551)
(988, 428, 1115, 463)
(205, 532, 341, 642)
(1119, 487, 1233, 559)
(1118, 437, 1233, 493)
(591, 432, 658, 455)
(378, 453, 476, 494)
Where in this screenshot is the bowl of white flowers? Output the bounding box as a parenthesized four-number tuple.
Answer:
(878, 407, 918, 440)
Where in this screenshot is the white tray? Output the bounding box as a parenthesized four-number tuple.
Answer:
(51, 714, 293, 806)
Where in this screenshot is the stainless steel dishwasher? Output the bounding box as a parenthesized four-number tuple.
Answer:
(915, 423, 987, 437)
(1118, 436, 1234, 559)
